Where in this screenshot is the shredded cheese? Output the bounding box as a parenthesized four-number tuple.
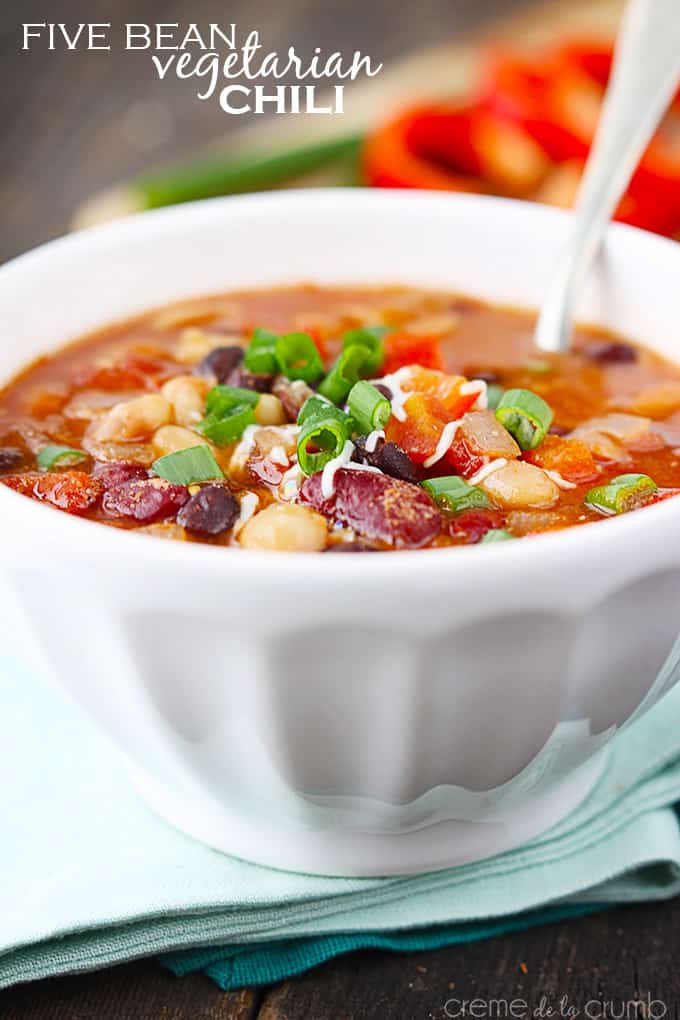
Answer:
(423, 419, 463, 469)
(233, 492, 259, 536)
(370, 367, 413, 422)
(321, 439, 356, 499)
(468, 458, 508, 485)
(544, 468, 577, 490)
(279, 463, 303, 501)
(269, 445, 289, 467)
(346, 463, 382, 475)
(460, 379, 488, 410)
(232, 424, 299, 467)
(234, 424, 260, 461)
(364, 429, 385, 453)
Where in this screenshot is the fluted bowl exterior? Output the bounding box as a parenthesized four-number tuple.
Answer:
(1, 190, 679, 875)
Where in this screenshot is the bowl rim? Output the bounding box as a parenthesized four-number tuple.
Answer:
(2, 186, 680, 582)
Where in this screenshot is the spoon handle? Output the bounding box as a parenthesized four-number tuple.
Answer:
(534, 0, 680, 354)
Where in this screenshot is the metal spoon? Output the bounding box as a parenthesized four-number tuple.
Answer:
(534, 0, 680, 354)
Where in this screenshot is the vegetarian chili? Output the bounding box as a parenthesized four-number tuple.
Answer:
(2, 285, 680, 552)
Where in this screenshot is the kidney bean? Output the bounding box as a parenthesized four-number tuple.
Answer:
(177, 485, 240, 535)
(102, 477, 189, 523)
(227, 367, 273, 393)
(0, 447, 24, 472)
(3, 471, 102, 515)
(353, 437, 420, 484)
(299, 469, 440, 548)
(585, 341, 637, 364)
(548, 424, 570, 437)
(449, 508, 505, 544)
(92, 461, 149, 489)
(272, 376, 315, 421)
(195, 346, 244, 383)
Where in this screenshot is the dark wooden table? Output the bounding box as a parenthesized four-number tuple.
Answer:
(2, 0, 678, 1015)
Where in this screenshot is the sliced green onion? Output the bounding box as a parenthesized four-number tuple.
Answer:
(297, 409, 352, 476)
(198, 384, 262, 446)
(342, 326, 388, 377)
(197, 404, 256, 446)
(243, 327, 279, 375)
(152, 445, 224, 485)
(297, 394, 336, 426)
(486, 384, 504, 410)
(495, 388, 553, 450)
(275, 332, 324, 383)
(422, 475, 490, 513)
(36, 445, 87, 470)
(347, 380, 392, 434)
(584, 473, 657, 515)
(206, 385, 260, 415)
(481, 529, 514, 543)
(318, 346, 371, 405)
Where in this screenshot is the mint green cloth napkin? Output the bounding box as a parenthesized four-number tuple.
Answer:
(3, 653, 680, 992)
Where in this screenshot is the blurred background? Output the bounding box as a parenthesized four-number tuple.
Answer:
(5, 0, 667, 268)
(1, 0, 527, 262)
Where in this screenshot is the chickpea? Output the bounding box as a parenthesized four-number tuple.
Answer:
(152, 425, 209, 458)
(480, 461, 559, 509)
(254, 393, 287, 427)
(161, 375, 209, 427)
(91, 393, 172, 442)
(238, 503, 327, 552)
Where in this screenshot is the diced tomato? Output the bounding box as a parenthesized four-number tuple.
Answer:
(447, 409, 521, 476)
(305, 328, 328, 366)
(524, 435, 599, 484)
(385, 393, 448, 463)
(3, 471, 101, 515)
(449, 507, 505, 543)
(447, 435, 486, 477)
(382, 333, 444, 374)
(399, 366, 480, 417)
(73, 353, 172, 392)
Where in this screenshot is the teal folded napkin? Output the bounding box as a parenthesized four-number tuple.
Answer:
(3, 652, 680, 992)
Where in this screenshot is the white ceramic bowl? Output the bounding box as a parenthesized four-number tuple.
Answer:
(2, 190, 680, 877)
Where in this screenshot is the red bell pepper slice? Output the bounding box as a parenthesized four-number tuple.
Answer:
(483, 40, 680, 236)
(363, 102, 549, 198)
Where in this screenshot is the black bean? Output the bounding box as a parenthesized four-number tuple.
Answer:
(195, 346, 244, 383)
(176, 485, 240, 536)
(353, 437, 421, 484)
(585, 341, 637, 364)
(548, 424, 570, 437)
(373, 382, 393, 401)
(227, 367, 273, 393)
(0, 447, 24, 472)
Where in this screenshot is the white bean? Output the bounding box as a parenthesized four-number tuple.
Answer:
(91, 393, 172, 442)
(161, 375, 208, 427)
(254, 394, 287, 426)
(238, 503, 327, 551)
(152, 425, 208, 458)
(480, 460, 559, 509)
